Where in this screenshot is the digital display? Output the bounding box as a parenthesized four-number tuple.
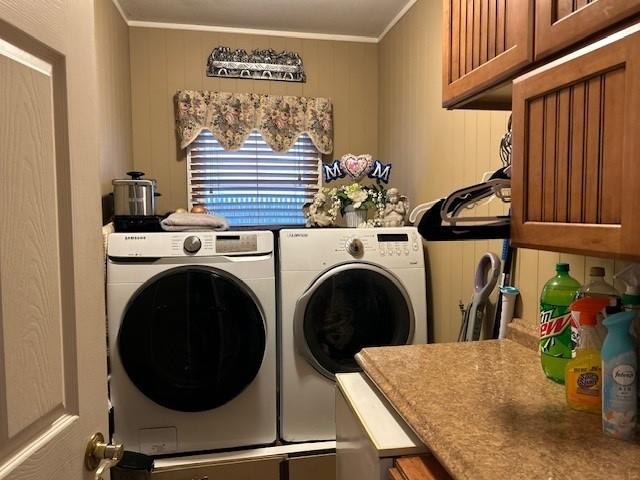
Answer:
(377, 234, 409, 242)
(215, 234, 257, 253)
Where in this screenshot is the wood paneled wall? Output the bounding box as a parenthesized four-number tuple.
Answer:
(129, 28, 378, 213)
(95, 0, 133, 198)
(379, 0, 628, 342)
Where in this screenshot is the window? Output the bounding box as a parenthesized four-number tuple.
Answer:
(187, 130, 321, 226)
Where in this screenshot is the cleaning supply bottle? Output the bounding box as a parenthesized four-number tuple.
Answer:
(602, 310, 637, 440)
(614, 263, 640, 335)
(540, 263, 581, 384)
(577, 266, 621, 341)
(565, 297, 609, 413)
(577, 266, 622, 313)
(614, 263, 640, 428)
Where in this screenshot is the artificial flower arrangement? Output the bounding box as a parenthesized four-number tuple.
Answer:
(304, 183, 387, 228)
(304, 153, 408, 228)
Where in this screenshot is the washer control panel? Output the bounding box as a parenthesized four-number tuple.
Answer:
(183, 235, 202, 254)
(375, 232, 420, 257)
(107, 232, 272, 257)
(333, 231, 419, 257)
(215, 234, 258, 253)
(280, 227, 423, 271)
(345, 238, 365, 257)
(331, 230, 420, 260)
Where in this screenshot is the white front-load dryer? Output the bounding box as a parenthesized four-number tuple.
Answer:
(107, 231, 276, 455)
(279, 227, 428, 443)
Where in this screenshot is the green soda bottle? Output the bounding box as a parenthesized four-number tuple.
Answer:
(539, 263, 581, 384)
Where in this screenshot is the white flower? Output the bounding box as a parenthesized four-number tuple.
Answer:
(348, 189, 368, 209)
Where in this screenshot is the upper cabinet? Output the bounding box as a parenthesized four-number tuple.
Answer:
(442, 0, 640, 108)
(511, 25, 640, 259)
(535, 0, 640, 60)
(442, 0, 534, 108)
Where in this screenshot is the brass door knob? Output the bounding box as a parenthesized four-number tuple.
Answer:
(85, 432, 124, 480)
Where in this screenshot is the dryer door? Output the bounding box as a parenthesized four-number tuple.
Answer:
(294, 263, 414, 379)
(118, 266, 266, 412)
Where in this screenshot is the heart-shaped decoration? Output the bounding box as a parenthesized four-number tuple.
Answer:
(341, 154, 372, 180)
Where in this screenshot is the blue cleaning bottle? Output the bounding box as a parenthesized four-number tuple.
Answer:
(602, 311, 638, 440)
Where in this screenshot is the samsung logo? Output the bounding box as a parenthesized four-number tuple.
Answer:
(287, 232, 308, 238)
(124, 235, 146, 240)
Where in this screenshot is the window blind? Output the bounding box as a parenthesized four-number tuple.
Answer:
(187, 130, 321, 226)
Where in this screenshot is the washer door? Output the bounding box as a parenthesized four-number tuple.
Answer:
(294, 263, 414, 379)
(118, 266, 266, 412)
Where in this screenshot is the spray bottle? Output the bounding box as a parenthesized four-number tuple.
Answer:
(602, 311, 637, 440)
(565, 297, 609, 413)
(614, 263, 640, 431)
(614, 263, 640, 329)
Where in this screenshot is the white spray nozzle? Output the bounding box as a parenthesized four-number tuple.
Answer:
(614, 263, 640, 295)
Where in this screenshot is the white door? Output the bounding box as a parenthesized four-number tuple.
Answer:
(0, 0, 112, 479)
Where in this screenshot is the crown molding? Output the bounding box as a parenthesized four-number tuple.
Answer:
(126, 20, 379, 43)
(111, 0, 416, 44)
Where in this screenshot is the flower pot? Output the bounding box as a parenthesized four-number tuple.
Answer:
(344, 206, 368, 228)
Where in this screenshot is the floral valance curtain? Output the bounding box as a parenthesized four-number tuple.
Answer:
(175, 90, 333, 154)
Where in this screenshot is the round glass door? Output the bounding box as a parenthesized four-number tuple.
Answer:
(118, 266, 266, 412)
(296, 265, 413, 378)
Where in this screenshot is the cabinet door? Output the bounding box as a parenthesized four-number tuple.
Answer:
(535, 0, 640, 60)
(442, 0, 534, 108)
(511, 24, 640, 259)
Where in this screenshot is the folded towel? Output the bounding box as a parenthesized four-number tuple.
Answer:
(161, 212, 229, 232)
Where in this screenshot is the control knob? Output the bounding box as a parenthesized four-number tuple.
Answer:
(345, 238, 364, 257)
(183, 235, 202, 254)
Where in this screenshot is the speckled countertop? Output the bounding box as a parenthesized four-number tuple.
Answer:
(356, 340, 640, 480)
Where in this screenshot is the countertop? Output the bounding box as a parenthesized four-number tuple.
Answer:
(356, 340, 640, 480)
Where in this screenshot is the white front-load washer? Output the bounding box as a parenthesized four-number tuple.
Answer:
(107, 231, 276, 455)
(279, 227, 428, 442)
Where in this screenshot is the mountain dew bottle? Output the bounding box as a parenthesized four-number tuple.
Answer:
(540, 263, 581, 384)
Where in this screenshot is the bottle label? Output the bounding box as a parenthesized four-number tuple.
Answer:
(567, 366, 601, 408)
(613, 365, 636, 387)
(539, 303, 573, 359)
(603, 353, 637, 440)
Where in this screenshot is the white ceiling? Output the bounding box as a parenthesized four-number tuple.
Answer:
(116, 0, 415, 40)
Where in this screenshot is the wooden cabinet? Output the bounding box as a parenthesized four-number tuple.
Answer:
(511, 24, 640, 259)
(535, 0, 640, 60)
(442, 0, 534, 108)
(442, 0, 640, 108)
(388, 456, 452, 480)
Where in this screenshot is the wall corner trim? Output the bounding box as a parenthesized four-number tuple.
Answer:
(377, 0, 418, 42)
(110, 0, 129, 24)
